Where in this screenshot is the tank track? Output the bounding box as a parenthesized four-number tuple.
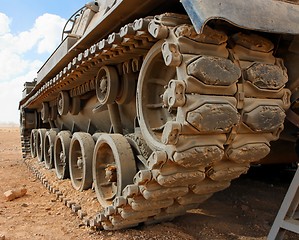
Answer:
(20, 110, 32, 159)
(20, 14, 290, 230)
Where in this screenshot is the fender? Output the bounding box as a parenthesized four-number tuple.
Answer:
(181, 0, 299, 34)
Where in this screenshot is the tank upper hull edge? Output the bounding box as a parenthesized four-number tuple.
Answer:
(181, 0, 299, 35)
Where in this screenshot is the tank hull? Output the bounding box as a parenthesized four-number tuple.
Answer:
(19, 0, 299, 231)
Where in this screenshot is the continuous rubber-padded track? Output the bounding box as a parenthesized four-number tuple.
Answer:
(20, 14, 290, 230)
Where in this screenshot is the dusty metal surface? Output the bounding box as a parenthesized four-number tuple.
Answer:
(19, 0, 299, 232)
(181, 0, 299, 34)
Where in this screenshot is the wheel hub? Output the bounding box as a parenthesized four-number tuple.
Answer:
(59, 152, 66, 163)
(105, 165, 117, 182)
(58, 98, 63, 110)
(77, 157, 83, 169)
(100, 76, 108, 93)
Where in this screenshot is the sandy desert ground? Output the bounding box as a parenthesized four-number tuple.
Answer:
(0, 127, 298, 240)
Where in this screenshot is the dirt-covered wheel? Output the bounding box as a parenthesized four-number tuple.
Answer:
(93, 134, 137, 207)
(44, 129, 59, 169)
(36, 129, 47, 162)
(54, 131, 72, 179)
(69, 132, 95, 191)
(137, 40, 176, 151)
(30, 129, 38, 158)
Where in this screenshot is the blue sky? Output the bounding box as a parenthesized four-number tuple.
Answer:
(0, 1, 87, 33)
(0, 0, 88, 124)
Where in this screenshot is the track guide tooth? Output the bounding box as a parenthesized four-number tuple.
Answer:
(89, 218, 102, 229)
(72, 204, 81, 213)
(104, 206, 117, 217)
(133, 170, 152, 185)
(122, 184, 139, 198)
(77, 210, 87, 219)
(112, 196, 127, 208)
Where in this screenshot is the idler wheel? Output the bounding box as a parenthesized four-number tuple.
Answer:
(93, 134, 136, 207)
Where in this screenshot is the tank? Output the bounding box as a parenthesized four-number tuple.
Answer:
(19, 0, 299, 230)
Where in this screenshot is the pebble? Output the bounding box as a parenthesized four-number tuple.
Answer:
(4, 188, 27, 201)
(21, 203, 29, 207)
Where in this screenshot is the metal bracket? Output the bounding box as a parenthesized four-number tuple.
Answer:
(268, 166, 299, 239)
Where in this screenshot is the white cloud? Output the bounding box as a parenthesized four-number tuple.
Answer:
(0, 13, 10, 35)
(0, 71, 37, 124)
(0, 13, 66, 123)
(34, 14, 66, 54)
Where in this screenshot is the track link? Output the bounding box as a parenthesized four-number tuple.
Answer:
(20, 13, 290, 230)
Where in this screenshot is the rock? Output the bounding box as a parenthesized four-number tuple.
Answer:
(4, 188, 27, 201)
(0, 233, 5, 240)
